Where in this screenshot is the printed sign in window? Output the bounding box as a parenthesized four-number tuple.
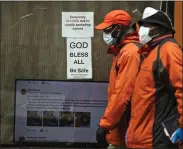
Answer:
(67, 38, 92, 79)
(62, 12, 94, 37)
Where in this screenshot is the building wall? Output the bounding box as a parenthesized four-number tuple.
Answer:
(0, 1, 161, 144)
(174, 1, 183, 46)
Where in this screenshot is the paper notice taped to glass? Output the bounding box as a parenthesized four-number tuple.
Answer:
(161, 115, 179, 140)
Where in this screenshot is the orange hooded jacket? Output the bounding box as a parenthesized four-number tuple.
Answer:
(99, 32, 141, 146)
(126, 35, 183, 148)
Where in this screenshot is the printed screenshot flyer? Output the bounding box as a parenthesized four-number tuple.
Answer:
(14, 80, 108, 143)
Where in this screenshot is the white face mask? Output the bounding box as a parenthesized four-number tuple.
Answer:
(103, 32, 117, 45)
(138, 26, 152, 45)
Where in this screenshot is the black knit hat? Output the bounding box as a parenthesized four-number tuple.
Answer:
(138, 7, 175, 33)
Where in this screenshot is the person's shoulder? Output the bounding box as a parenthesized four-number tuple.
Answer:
(120, 42, 140, 57)
(161, 40, 182, 55)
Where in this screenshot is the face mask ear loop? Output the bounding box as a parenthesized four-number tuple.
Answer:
(115, 25, 125, 45)
(150, 27, 167, 41)
(103, 25, 116, 36)
(116, 25, 122, 40)
(151, 33, 160, 40)
(145, 33, 159, 45)
(109, 25, 118, 35)
(149, 27, 158, 40)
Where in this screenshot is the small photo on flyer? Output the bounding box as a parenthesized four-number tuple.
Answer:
(20, 89, 27, 95)
(27, 111, 42, 126)
(74, 112, 91, 128)
(59, 112, 74, 127)
(43, 111, 58, 127)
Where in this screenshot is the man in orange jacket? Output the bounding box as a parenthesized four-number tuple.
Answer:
(95, 10, 141, 149)
(126, 7, 183, 149)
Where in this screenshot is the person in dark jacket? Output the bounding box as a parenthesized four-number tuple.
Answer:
(126, 7, 183, 149)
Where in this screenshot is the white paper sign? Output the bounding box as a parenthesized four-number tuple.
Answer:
(67, 38, 92, 79)
(62, 12, 94, 37)
(14, 80, 108, 143)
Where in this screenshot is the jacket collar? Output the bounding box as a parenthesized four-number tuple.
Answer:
(107, 31, 139, 56)
(138, 34, 173, 56)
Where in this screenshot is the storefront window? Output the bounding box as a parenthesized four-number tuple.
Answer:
(0, 1, 175, 147)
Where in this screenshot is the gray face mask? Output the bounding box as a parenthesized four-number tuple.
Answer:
(103, 25, 119, 45)
(103, 32, 117, 45)
(138, 26, 159, 45)
(138, 26, 152, 45)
